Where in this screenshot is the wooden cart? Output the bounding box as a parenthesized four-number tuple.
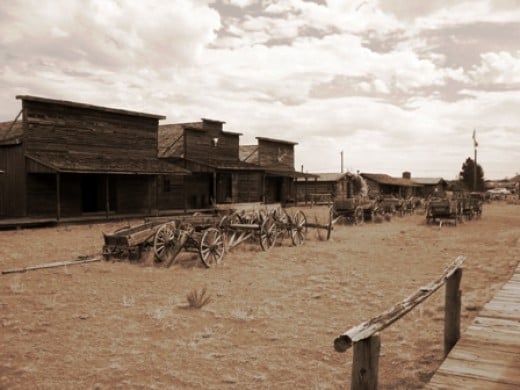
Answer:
(426, 198, 460, 226)
(103, 214, 225, 268)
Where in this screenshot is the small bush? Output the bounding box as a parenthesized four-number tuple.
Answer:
(384, 214, 392, 222)
(186, 287, 212, 309)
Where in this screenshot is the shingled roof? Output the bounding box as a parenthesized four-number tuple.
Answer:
(361, 173, 421, 187)
(0, 120, 23, 144)
(27, 151, 189, 175)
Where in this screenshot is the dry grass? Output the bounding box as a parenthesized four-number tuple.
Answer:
(373, 215, 384, 224)
(186, 287, 212, 309)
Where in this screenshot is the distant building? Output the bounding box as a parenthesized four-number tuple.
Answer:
(413, 177, 448, 197)
(295, 172, 351, 203)
(361, 172, 420, 198)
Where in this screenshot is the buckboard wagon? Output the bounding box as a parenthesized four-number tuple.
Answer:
(102, 213, 225, 267)
(103, 205, 333, 268)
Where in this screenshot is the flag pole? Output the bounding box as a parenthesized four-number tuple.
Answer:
(473, 129, 478, 191)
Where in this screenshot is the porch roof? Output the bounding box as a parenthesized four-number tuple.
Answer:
(26, 151, 190, 175)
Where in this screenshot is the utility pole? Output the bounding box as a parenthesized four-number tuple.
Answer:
(340, 150, 344, 173)
(473, 129, 478, 191)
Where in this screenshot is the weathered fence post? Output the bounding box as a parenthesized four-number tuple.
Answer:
(351, 334, 381, 390)
(444, 267, 462, 356)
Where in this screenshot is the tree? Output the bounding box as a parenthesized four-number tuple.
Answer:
(459, 157, 485, 191)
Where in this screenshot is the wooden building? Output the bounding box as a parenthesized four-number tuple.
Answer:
(413, 177, 448, 197)
(240, 137, 311, 204)
(361, 172, 420, 198)
(295, 172, 352, 203)
(159, 119, 264, 208)
(0, 96, 188, 219)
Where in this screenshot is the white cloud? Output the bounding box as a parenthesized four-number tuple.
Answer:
(469, 51, 520, 84)
(0, 0, 518, 179)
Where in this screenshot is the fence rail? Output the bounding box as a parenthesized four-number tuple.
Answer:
(334, 255, 465, 390)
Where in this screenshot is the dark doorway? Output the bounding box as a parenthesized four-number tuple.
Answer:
(81, 174, 117, 213)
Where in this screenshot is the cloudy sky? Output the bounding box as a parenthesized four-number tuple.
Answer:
(1, 0, 519, 179)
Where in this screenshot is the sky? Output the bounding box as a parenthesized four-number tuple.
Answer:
(0, 0, 519, 180)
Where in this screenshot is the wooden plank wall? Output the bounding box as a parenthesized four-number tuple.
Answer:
(116, 176, 153, 213)
(0, 144, 26, 217)
(296, 181, 335, 202)
(26, 174, 56, 216)
(234, 172, 262, 203)
(185, 129, 239, 162)
(157, 175, 185, 210)
(23, 100, 159, 159)
(258, 139, 294, 170)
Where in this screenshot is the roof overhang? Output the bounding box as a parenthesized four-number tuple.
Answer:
(26, 152, 190, 175)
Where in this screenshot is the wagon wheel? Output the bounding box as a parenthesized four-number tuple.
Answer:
(153, 223, 177, 263)
(354, 206, 364, 225)
(199, 228, 225, 268)
(290, 210, 307, 246)
(260, 217, 277, 251)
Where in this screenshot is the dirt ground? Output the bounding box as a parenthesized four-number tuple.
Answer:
(1, 201, 519, 389)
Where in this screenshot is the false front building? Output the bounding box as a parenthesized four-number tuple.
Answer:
(0, 95, 188, 219)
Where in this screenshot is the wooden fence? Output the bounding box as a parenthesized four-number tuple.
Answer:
(334, 256, 465, 390)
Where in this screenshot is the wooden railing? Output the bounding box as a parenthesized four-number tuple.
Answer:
(334, 256, 465, 390)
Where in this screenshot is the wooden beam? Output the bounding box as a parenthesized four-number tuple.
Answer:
(2, 256, 102, 275)
(444, 267, 462, 356)
(351, 334, 380, 390)
(334, 256, 465, 352)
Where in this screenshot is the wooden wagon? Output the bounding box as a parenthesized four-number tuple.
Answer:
(331, 198, 380, 225)
(103, 213, 225, 268)
(426, 198, 460, 226)
(219, 206, 333, 250)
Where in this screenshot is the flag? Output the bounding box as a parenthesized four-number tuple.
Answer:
(472, 129, 478, 148)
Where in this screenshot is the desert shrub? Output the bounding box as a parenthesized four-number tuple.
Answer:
(384, 214, 392, 222)
(186, 287, 211, 309)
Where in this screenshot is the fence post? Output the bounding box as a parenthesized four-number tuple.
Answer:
(351, 334, 380, 390)
(444, 267, 462, 356)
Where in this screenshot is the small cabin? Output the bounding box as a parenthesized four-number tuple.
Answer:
(0, 95, 188, 219)
(361, 172, 420, 198)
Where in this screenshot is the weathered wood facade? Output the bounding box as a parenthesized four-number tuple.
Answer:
(413, 177, 448, 197)
(295, 172, 352, 203)
(0, 96, 188, 219)
(159, 119, 264, 208)
(361, 173, 420, 198)
(240, 137, 310, 204)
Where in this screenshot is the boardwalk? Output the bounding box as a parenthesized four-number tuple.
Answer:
(427, 263, 520, 389)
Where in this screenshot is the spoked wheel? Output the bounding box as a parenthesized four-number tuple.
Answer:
(290, 210, 307, 246)
(199, 228, 225, 268)
(154, 223, 177, 263)
(260, 217, 278, 251)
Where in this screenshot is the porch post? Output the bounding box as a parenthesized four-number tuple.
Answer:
(155, 175, 159, 216)
(213, 171, 217, 205)
(56, 172, 61, 221)
(105, 174, 110, 219)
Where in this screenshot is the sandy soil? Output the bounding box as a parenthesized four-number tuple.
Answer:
(1, 201, 519, 389)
